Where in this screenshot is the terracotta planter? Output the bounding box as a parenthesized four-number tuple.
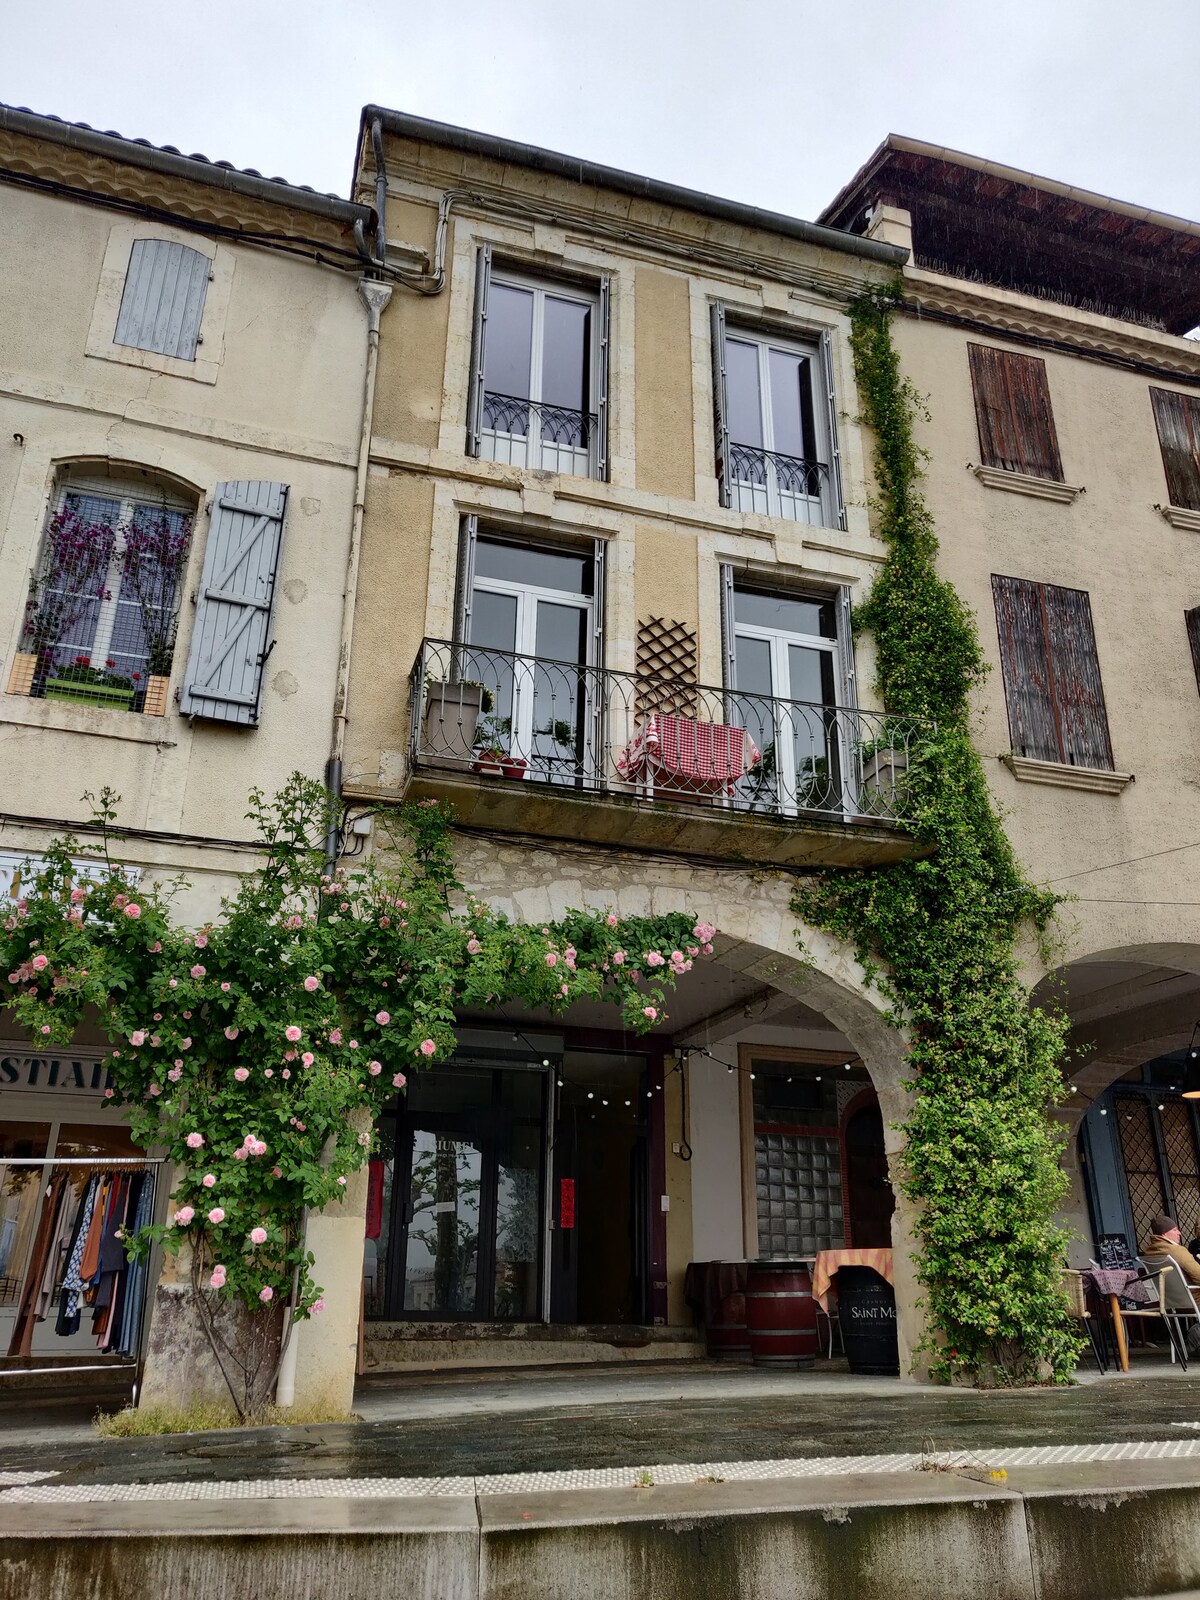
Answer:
(500, 757, 528, 781)
(472, 756, 504, 777)
(142, 675, 171, 717)
(6, 652, 36, 697)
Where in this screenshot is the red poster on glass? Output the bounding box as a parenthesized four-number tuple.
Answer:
(560, 1177, 575, 1229)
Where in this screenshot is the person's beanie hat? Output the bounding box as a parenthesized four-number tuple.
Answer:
(1151, 1212, 1178, 1236)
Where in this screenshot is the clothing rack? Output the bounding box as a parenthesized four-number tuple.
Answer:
(0, 1156, 164, 1394)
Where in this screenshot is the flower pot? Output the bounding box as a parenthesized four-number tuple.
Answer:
(142, 675, 171, 717)
(860, 749, 908, 814)
(472, 756, 504, 777)
(500, 757, 528, 781)
(45, 677, 135, 711)
(422, 681, 485, 768)
(6, 652, 36, 697)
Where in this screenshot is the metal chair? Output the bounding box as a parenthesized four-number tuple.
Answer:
(1116, 1260, 1199, 1368)
(1063, 1269, 1107, 1374)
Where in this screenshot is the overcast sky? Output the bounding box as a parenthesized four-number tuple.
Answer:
(5, 1, 1199, 225)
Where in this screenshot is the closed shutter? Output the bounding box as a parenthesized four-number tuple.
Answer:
(968, 344, 1063, 481)
(114, 239, 210, 360)
(465, 245, 492, 457)
(1151, 388, 1200, 511)
(837, 586, 856, 707)
(596, 276, 611, 482)
(711, 303, 730, 508)
(179, 481, 288, 726)
(1044, 584, 1113, 769)
(1186, 608, 1200, 696)
(992, 575, 1113, 769)
(820, 330, 846, 531)
(719, 562, 736, 689)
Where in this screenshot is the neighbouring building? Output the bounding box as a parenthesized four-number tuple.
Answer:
(340, 108, 938, 1375)
(0, 105, 379, 1408)
(819, 138, 1200, 1269)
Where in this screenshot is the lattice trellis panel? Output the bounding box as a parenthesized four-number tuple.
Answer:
(1160, 1100, 1200, 1236)
(1116, 1096, 1168, 1246)
(635, 616, 698, 718)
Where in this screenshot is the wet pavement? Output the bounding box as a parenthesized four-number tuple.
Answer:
(3, 1359, 1200, 1487)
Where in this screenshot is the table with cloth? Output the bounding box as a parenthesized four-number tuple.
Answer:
(1082, 1267, 1164, 1373)
(616, 713, 760, 798)
(812, 1247, 894, 1314)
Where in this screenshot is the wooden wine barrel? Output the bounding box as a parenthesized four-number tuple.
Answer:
(836, 1266, 899, 1375)
(705, 1290, 749, 1359)
(746, 1260, 818, 1368)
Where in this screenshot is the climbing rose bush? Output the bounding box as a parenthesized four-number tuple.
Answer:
(0, 778, 714, 1321)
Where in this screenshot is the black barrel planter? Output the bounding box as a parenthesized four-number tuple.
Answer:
(836, 1265, 899, 1375)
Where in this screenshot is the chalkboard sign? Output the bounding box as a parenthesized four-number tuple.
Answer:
(1097, 1233, 1136, 1269)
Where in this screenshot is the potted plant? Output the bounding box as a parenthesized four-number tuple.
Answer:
(472, 712, 510, 776)
(858, 725, 911, 812)
(44, 655, 137, 710)
(423, 679, 492, 767)
(11, 509, 116, 698)
(120, 509, 192, 717)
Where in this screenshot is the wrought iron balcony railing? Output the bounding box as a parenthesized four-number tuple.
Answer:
(410, 639, 924, 825)
(479, 391, 598, 476)
(727, 443, 829, 525)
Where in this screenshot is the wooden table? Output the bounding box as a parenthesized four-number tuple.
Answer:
(1083, 1268, 1160, 1373)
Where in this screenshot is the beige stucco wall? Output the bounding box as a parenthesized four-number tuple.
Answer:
(0, 181, 369, 913)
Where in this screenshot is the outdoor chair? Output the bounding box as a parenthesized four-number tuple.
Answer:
(815, 1302, 841, 1360)
(1063, 1269, 1107, 1374)
(1115, 1260, 1200, 1369)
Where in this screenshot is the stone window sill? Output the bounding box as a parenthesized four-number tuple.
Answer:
(1000, 753, 1132, 794)
(971, 464, 1083, 504)
(1158, 503, 1200, 533)
(0, 695, 177, 747)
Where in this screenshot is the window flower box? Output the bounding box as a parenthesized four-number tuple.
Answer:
(45, 676, 136, 711)
(142, 674, 171, 717)
(6, 653, 36, 697)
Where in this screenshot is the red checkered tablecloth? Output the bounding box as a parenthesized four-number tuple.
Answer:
(617, 713, 760, 793)
(812, 1248, 894, 1314)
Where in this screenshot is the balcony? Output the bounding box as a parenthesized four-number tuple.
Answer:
(727, 444, 829, 526)
(479, 392, 598, 478)
(404, 640, 934, 870)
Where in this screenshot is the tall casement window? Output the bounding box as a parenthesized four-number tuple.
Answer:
(968, 344, 1064, 481)
(114, 239, 210, 361)
(991, 575, 1113, 770)
(711, 307, 843, 527)
(720, 573, 854, 814)
(7, 471, 290, 726)
(1150, 388, 1200, 513)
(466, 248, 609, 480)
(454, 519, 604, 782)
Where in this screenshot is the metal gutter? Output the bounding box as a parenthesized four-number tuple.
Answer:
(0, 103, 373, 229)
(359, 106, 907, 267)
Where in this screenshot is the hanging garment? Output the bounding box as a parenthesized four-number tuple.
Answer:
(114, 1173, 154, 1358)
(78, 1175, 111, 1288)
(35, 1176, 80, 1322)
(58, 1174, 100, 1331)
(366, 1159, 385, 1241)
(7, 1176, 66, 1358)
(53, 1180, 93, 1337)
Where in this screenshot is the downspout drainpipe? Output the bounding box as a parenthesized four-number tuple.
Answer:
(324, 275, 393, 874)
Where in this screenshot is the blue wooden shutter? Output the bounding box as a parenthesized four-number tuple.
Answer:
(114, 239, 211, 360)
(180, 482, 288, 726)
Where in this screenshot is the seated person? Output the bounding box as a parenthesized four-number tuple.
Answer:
(1142, 1212, 1200, 1287)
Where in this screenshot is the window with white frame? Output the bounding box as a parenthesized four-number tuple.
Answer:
(467, 250, 609, 480)
(9, 471, 195, 715)
(711, 308, 842, 527)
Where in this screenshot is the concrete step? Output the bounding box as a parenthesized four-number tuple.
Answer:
(361, 1321, 703, 1374)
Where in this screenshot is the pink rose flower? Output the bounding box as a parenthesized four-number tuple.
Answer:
(185, 1132, 204, 1149)
(250, 1227, 268, 1245)
(285, 1025, 302, 1042)
(311, 1298, 325, 1315)
(368, 1060, 382, 1076)
(225, 1026, 239, 1040)
(375, 1011, 390, 1025)
(174, 1058, 184, 1070)
(613, 951, 625, 965)
(693, 921, 716, 943)
(303, 975, 320, 991)
(349, 1040, 358, 1050)
(467, 938, 482, 954)
(148, 1084, 161, 1097)
(40, 1025, 51, 1036)
(282, 1069, 290, 1080)
(202, 1174, 216, 1188)
(168, 978, 177, 988)
(644, 1006, 657, 1020)
(259, 1286, 274, 1303)
(393, 1072, 407, 1089)
(301, 1052, 314, 1067)
(130, 1030, 146, 1046)
(123, 903, 141, 919)
(167, 1067, 182, 1083)
(31, 953, 48, 972)
(190, 964, 205, 979)
(329, 1028, 342, 1045)
(703, 943, 713, 956)
(180, 1038, 191, 1050)
(209, 1266, 226, 1289)
(173, 1206, 194, 1226)
(545, 952, 557, 968)
(337, 1176, 347, 1186)
(234, 1067, 250, 1082)
(220, 981, 231, 993)
(420, 1039, 436, 1057)
(207, 1207, 225, 1224)
(646, 951, 665, 968)
(606, 913, 618, 926)
(70, 886, 86, 904)
(195, 934, 208, 949)
(104, 1088, 114, 1098)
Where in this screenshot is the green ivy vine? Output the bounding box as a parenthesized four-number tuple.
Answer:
(793, 284, 1080, 1384)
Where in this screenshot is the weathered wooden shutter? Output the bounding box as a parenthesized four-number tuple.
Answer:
(453, 515, 479, 646)
(1186, 608, 1200, 696)
(1043, 583, 1113, 769)
(1151, 388, 1200, 511)
(114, 239, 210, 360)
(711, 303, 731, 508)
(719, 563, 737, 688)
(992, 574, 1062, 763)
(820, 330, 846, 531)
(179, 481, 288, 725)
(969, 344, 1063, 481)
(465, 245, 492, 457)
(596, 276, 611, 482)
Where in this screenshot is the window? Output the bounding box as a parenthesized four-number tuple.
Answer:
(1187, 608, 1200, 697)
(992, 575, 1113, 769)
(467, 250, 609, 480)
(711, 307, 842, 526)
(968, 344, 1063, 481)
(1150, 388, 1200, 512)
(9, 472, 195, 716)
(454, 520, 602, 783)
(722, 575, 851, 814)
(113, 239, 210, 361)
